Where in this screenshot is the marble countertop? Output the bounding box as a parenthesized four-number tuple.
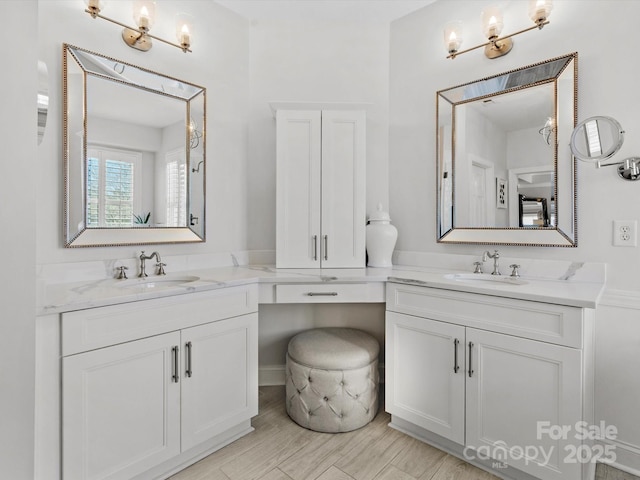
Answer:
(38, 262, 605, 315)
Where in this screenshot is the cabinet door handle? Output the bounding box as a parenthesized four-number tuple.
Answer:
(171, 346, 179, 383)
(453, 338, 460, 373)
(323, 235, 328, 261)
(313, 235, 318, 261)
(185, 341, 193, 378)
(468, 341, 474, 378)
(306, 292, 338, 296)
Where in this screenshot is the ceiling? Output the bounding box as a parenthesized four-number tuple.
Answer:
(214, 0, 437, 23)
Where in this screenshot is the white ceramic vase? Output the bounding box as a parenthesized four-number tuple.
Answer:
(366, 204, 398, 267)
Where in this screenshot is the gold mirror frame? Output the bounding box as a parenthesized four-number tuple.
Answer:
(436, 52, 578, 247)
(63, 44, 206, 247)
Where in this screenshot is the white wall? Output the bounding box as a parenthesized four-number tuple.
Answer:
(0, 2, 37, 478)
(37, 0, 250, 264)
(246, 18, 391, 251)
(244, 17, 392, 376)
(390, 0, 640, 474)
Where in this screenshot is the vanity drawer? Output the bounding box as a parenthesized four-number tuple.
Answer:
(275, 283, 384, 303)
(386, 282, 584, 348)
(62, 284, 258, 356)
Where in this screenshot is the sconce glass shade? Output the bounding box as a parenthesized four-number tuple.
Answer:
(539, 117, 556, 145)
(133, 0, 156, 30)
(84, 0, 106, 13)
(529, 0, 553, 24)
(444, 21, 464, 54)
(481, 6, 504, 39)
(176, 13, 194, 49)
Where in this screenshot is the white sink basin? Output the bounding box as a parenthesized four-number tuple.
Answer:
(116, 275, 200, 290)
(444, 273, 528, 286)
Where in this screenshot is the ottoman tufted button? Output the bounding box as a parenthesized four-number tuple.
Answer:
(285, 328, 379, 433)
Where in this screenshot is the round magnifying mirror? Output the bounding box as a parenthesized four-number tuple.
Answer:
(570, 116, 624, 162)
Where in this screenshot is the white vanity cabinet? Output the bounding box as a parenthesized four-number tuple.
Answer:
(275, 109, 366, 268)
(63, 332, 182, 480)
(386, 282, 594, 480)
(61, 285, 258, 480)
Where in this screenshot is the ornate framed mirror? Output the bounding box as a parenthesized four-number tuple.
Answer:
(63, 44, 206, 247)
(436, 52, 577, 247)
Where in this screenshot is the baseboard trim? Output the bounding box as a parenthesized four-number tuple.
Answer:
(259, 363, 386, 387)
(599, 439, 640, 477)
(259, 365, 286, 386)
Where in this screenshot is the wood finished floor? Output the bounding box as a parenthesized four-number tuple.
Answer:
(170, 386, 500, 480)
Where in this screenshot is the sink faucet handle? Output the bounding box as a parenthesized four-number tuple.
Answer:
(115, 266, 128, 279)
(509, 264, 521, 278)
(156, 262, 167, 275)
(473, 261, 483, 274)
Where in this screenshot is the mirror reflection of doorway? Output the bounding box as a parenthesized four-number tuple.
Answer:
(519, 195, 549, 227)
(468, 156, 495, 227)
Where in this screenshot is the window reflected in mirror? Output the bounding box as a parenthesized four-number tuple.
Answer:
(63, 44, 205, 247)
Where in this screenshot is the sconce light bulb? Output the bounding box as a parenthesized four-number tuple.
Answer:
(180, 24, 191, 46)
(139, 6, 150, 29)
(529, 0, 553, 26)
(84, 0, 104, 16)
(133, 1, 156, 31)
(482, 6, 504, 39)
(176, 13, 194, 50)
(444, 21, 463, 55)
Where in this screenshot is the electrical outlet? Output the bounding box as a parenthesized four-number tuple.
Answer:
(613, 220, 637, 247)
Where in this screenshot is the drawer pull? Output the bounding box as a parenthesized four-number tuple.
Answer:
(468, 341, 474, 378)
(453, 338, 460, 373)
(171, 346, 179, 383)
(185, 341, 193, 378)
(306, 292, 338, 297)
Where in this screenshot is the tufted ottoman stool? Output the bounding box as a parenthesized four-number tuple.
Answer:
(285, 327, 379, 433)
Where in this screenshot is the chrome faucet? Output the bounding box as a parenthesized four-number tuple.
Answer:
(482, 250, 501, 275)
(139, 251, 166, 277)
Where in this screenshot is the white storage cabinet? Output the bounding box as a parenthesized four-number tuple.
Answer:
(276, 109, 366, 268)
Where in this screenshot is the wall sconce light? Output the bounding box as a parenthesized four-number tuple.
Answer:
(445, 0, 553, 60)
(539, 117, 556, 146)
(189, 118, 203, 150)
(84, 0, 193, 53)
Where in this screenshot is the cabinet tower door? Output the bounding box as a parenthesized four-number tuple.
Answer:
(386, 311, 466, 444)
(276, 110, 322, 268)
(181, 313, 258, 451)
(321, 110, 366, 268)
(63, 332, 181, 480)
(466, 328, 582, 480)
